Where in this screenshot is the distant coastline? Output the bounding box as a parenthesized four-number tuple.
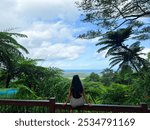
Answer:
(62, 69, 102, 79)
(63, 69, 102, 73)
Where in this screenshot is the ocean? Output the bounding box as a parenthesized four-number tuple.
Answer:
(63, 69, 101, 73)
(62, 69, 102, 79)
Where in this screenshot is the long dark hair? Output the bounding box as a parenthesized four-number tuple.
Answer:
(70, 75, 83, 98)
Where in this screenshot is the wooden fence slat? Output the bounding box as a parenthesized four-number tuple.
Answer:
(49, 98, 55, 113)
(140, 103, 148, 113)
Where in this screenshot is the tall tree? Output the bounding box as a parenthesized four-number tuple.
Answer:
(76, 0, 150, 72)
(0, 31, 29, 87)
(95, 26, 147, 71)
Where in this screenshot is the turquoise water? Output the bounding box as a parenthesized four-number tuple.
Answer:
(0, 89, 18, 95)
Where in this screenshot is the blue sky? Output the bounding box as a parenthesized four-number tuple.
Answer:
(1, 0, 150, 70)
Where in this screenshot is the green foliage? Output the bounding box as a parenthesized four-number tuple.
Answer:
(101, 83, 129, 105)
(96, 27, 148, 72)
(76, 0, 150, 31)
(128, 68, 150, 106)
(100, 68, 116, 86)
(147, 52, 150, 62)
(0, 31, 29, 87)
(110, 42, 147, 72)
(84, 72, 100, 82)
(75, 1, 150, 108)
(13, 84, 38, 99)
(51, 77, 70, 102)
(16, 66, 64, 99)
(0, 30, 71, 103)
(0, 27, 150, 110)
(83, 81, 106, 104)
(114, 65, 134, 85)
(0, 31, 28, 54)
(96, 27, 132, 57)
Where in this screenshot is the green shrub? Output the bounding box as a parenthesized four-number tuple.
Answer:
(101, 83, 129, 105)
(83, 81, 107, 104)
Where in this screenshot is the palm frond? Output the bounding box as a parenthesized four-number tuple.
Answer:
(109, 60, 122, 69)
(96, 40, 113, 46)
(0, 32, 29, 54)
(97, 44, 113, 53)
(8, 32, 27, 38)
(109, 55, 123, 61)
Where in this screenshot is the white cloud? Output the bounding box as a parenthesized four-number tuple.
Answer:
(17, 21, 85, 61)
(0, 0, 80, 29)
(0, 0, 24, 29)
(93, 50, 108, 60)
(39, 60, 94, 70)
(39, 59, 106, 70)
(27, 43, 84, 60)
(141, 48, 150, 59)
(15, 0, 79, 22)
(0, 0, 111, 69)
(19, 21, 76, 47)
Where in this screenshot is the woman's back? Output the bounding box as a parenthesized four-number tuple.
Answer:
(71, 75, 83, 99)
(65, 75, 89, 108)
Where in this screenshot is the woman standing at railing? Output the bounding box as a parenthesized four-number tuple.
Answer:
(64, 75, 89, 109)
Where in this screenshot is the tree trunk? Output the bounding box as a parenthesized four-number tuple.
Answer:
(5, 74, 11, 88)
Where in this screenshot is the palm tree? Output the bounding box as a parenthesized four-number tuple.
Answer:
(109, 42, 147, 72)
(96, 27, 132, 57)
(0, 31, 29, 87)
(96, 27, 149, 72)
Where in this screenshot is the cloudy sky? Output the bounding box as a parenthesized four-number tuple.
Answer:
(1, 0, 150, 70)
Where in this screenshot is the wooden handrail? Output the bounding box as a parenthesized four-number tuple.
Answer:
(55, 103, 150, 113)
(0, 98, 149, 113)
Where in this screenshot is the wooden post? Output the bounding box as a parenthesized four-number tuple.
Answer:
(49, 97, 55, 113)
(140, 103, 148, 113)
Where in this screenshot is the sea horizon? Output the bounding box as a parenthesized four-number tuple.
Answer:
(63, 69, 102, 74)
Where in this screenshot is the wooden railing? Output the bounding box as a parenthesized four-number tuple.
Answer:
(0, 98, 150, 113)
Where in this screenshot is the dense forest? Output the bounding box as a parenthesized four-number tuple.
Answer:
(0, 0, 150, 108)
